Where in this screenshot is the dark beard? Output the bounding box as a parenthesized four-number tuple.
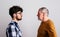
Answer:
(16, 17, 22, 21)
(17, 19, 22, 21)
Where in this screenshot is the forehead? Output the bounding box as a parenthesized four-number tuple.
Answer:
(17, 11, 22, 13)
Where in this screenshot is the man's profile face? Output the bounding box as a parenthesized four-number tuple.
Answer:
(37, 11, 43, 21)
(16, 11, 23, 21)
(37, 9, 48, 21)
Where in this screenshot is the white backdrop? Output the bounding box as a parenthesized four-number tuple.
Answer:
(0, 0, 60, 37)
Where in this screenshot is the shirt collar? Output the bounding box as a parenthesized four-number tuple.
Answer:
(11, 20, 18, 24)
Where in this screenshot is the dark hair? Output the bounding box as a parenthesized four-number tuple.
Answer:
(9, 6, 23, 18)
(38, 7, 49, 16)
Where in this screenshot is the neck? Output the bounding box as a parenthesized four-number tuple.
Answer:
(43, 16, 49, 22)
(12, 18, 18, 23)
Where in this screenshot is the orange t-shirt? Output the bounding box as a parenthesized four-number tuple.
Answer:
(37, 19, 57, 37)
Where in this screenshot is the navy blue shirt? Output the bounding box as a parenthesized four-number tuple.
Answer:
(6, 20, 22, 37)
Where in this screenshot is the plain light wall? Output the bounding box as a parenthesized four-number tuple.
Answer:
(0, 0, 60, 37)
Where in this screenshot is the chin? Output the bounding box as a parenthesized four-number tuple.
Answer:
(17, 18, 22, 21)
(38, 18, 42, 21)
(38, 18, 40, 20)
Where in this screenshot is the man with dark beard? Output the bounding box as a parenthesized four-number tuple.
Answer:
(6, 6, 23, 37)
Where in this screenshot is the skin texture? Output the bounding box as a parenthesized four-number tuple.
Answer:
(13, 11, 22, 22)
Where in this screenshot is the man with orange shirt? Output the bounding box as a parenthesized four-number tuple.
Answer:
(37, 7, 57, 37)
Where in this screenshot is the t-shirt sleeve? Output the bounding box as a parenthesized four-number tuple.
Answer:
(45, 21, 57, 37)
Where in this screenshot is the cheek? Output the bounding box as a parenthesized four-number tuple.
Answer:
(17, 14, 22, 18)
(40, 14, 43, 19)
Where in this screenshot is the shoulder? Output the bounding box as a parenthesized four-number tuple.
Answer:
(8, 22, 16, 28)
(47, 19, 54, 24)
(9, 22, 14, 25)
(47, 19, 55, 27)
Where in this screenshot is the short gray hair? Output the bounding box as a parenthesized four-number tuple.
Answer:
(38, 7, 49, 16)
